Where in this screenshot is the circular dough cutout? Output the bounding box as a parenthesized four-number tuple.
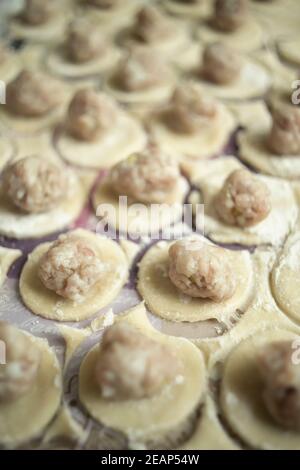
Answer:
(197, 60, 271, 100)
(137, 239, 254, 323)
(238, 128, 300, 180)
(0, 333, 62, 448)
(0, 51, 21, 83)
(10, 12, 70, 43)
(0, 135, 14, 172)
(220, 329, 300, 450)
(196, 18, 264, 53)
(45, 45, 121, 79)
(79, 306, 206, 446)
(56, 114, 147, 169)
(20, 229, 128, 322)
(271, 233, 300, 324)
(163, 0, 212, 19)
(0, 172, 86, 239)
(149, 105, 235, 159)
(92, 176, 189, 237)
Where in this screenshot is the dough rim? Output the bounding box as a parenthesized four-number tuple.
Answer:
(19, 229, 128, 322)
(220, 329, 300, 450)
(137, 240, 255, 323)
(0, 333, 62, 448)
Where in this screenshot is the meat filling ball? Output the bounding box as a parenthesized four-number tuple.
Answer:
(65, 18, 107, 64)
(202, 42, 242, 85)
(95, 322, 180, 400)
(267, 106, 300, 156)
(6, 69, 62, 117)
(38, 233, 105, 303)
(109, 148, 180, 204)
(21, 0, 57, 26)
(213, 0, 248, 32)
(66, 89, 118, 142)
(257, 341, 300, 431)
(168, 239, 236, 301)
(3, 156, 68, 214)
(215, 169, 271, 228)
(0, 322, 40, 401)
(133, 5, 176, 43)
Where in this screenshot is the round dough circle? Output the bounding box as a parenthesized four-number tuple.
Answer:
(20, 229, 128, 322)
(0, 333, 62, 448)
(196, 18, 264, 53)
(0, 52, 21, 83)
(0, 135, 14, 172)
(104, 75, 175, 105)
(238, 128, 300, 180)
(137, 240, 254, 323)
(45, 45, 121, 79)
(79, 321, 206, 446)
(9, 13, 69, 43)
(92, 176, 189, 237)
(220, 329, 300, 450)
(149, 105, 235, 159)
(278, 38, 300, 66)
(56, 114, 147, 169)
(0, 172, 86, 239)
(163, 0, 212, 19)
(271, 234, 300, 324)
(197, 60, 271, 100)
(0, 106, 65, 135)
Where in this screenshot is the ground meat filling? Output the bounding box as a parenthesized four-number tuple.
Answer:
(21, 0, 57, 26)
(212, 0, 248, 32)
(112, 49, 169, 92)
(215, 169, 271, 227)
(132, 5, 176, 43)
(267, 106, 300, 155)
(109, 148, 180, 204)
(66, 89, 118, 142)
(202, 42, 242, 85)
(257, 341, 300, 431)
(3, 156, 68, 214)
(38, 233, 105, 303)
(164, 83, 219, 134)
(65, 18, 107, 64)
(94, 322, 181, 400)
(168, 239, 236, 301)
(0, 322, 40, 401)
(6, 69, 62, 117)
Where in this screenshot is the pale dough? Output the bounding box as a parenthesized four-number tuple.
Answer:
(45, 44, 121, 79)
(149, 104, 235, 159)
(42, 405, 87, 447)
(186, 156, 298, 246)
(238, 121, 300, 180)
(197, 60, 271, 101)
(229, 100, 271, 133)
(58, 324, 91, 369)
(14, 131, 61, 164)
(0, 171, 86, 239)
(105, 75, 175, 106)
(0, 246, 22, 288)
(163, 0, 212, 19)
(0, 333, 62, 448)
(80, 0, 140, 25)
(0, 135, 14, 171)
(56, 113, 147, 169)
(9, 12, 70, 44)
(0, 50, 21, 83)
(79, 303, 207, 448)
(220, 328, 300, 450)
(92, 176, 189, 237)
(196, 17, 264, 53)
(278, 37, 300, 66)
(178, 396, 239, 450)
(20, 229, 128, 322)
(271, 230, 300, 325)
(137, 238, 254, 323)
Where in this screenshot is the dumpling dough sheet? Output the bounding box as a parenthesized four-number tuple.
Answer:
(220, 328, 300, 450)
(0, 171, 86, 239)
(137, 237, 254, 324)
(186, 156, 298, 246)
(0, 246, 22, 288)
(0, 333, 62, 448)
(79, 303, 207, 448)
(0, 134, 14, 171)
(92, 176, 189, 237)
(238, 116, 300, 180)
(271, 230, 300, 325)
(0, 49, 21, 82)
(45, 44, 121, 79)
(163, 0, 212, 20)
(149, 104, 235, 159)
(20, 229, 128, 322)
(56, 113, 147, 169)
(196, 17, 264, 53)
(278, 37, 300, 66)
